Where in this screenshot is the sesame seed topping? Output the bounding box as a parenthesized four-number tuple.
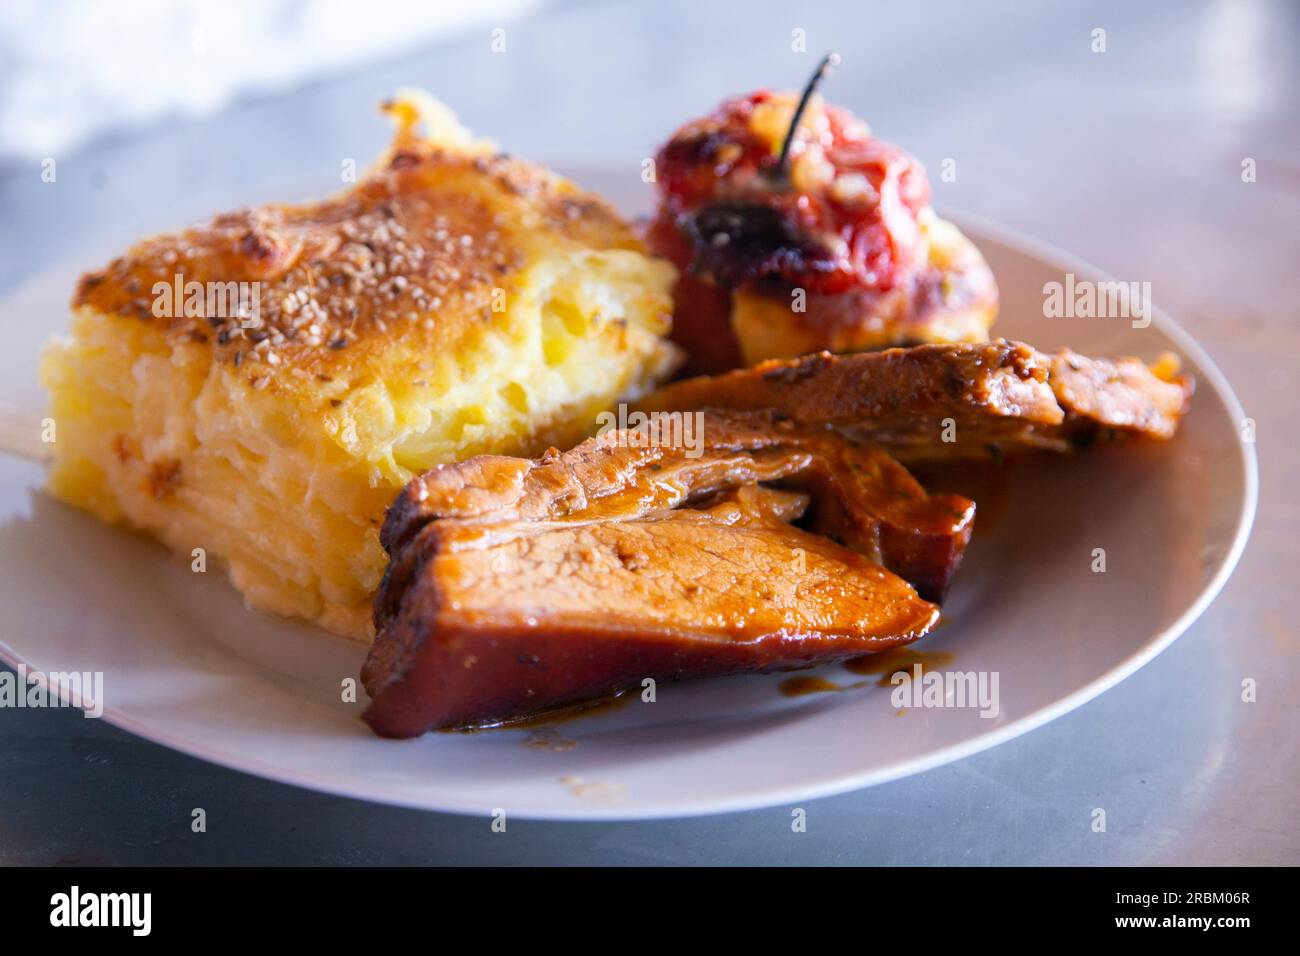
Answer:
(70, 135, 632, 387)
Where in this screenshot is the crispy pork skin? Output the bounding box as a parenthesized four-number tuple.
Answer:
(362, 411, 971, 736)
(638, 340, 1193, 462)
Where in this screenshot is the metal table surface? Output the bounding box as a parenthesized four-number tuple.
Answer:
(1, 0, 1296, 865)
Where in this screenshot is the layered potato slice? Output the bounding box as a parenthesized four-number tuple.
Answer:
(41, 91, 679, 640)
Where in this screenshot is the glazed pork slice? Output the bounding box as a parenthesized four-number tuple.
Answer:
(1046, 348, 1192, 443)
(637, 340, 1194, 462)
(362, 411, 972, 736)
(377, 409, 976, 605)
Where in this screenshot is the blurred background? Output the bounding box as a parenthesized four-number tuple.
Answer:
(2, 0, 1297, 297)
(0, 0, 540, 167)
(1, 0, 1296, 864)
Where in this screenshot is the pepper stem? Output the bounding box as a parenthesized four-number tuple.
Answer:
(775, 52, 841, 179)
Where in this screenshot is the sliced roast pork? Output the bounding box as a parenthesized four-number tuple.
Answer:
(638, 340, 1193, 462)
(363, 410, 973, 736)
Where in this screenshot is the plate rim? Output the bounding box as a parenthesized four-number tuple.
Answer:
(0, 208, 1259, 820)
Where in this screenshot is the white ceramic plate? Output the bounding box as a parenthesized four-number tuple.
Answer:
(0, 169, 1256, 819)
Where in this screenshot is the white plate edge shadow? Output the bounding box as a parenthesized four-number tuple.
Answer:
(0, 209, 1259, 821)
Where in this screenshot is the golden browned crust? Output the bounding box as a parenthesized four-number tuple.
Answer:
(71, 99, 651, 402)
(49, 93, 678, 640)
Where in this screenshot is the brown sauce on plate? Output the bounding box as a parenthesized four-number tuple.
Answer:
(450, 690, 631, 732)
(779, 645, 957, 698)
(844, 647, 956, 685)
(779, 675, 844, 697)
